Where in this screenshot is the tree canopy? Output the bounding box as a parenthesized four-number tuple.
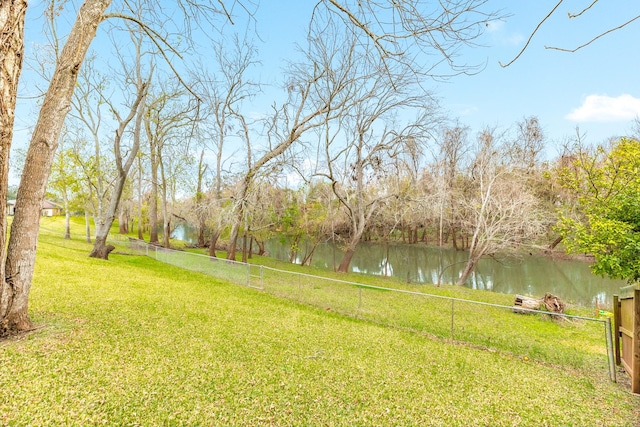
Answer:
(557, 138, 640, 282)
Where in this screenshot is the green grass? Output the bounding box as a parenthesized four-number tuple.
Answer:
(0, 218, 637, 426)
(173, 242, 613, 372)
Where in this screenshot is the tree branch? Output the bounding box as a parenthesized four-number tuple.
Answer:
(500, 0, 566, 67)
(545, 15, 640, 53)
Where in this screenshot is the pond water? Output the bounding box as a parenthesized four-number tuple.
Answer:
(172, 225, 625, 307)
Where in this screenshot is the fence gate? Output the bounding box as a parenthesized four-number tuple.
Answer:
(614, 285, 640, 394)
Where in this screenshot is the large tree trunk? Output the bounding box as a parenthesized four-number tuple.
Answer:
(2, 0, 111, 336)
(241, 230, 248, 263)
(226, 185, 246, 261)
(158, 154, 171, 249)
(456, 252, 483, 286)
(0, 0, 28, 337)
(337, 228, 365, 273)
(90, 234, 115, 259)
(337, 247, 356, 273)
(89, 177, 124, 259)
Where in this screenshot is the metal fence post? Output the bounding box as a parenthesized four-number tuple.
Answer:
(605, 317, 617, 382)
(451, 299, 455, 343)
(613, 294, 621, 365)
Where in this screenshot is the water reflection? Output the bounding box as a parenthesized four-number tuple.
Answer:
(171, 224, 625, 307)
(264, 239, 625, 307)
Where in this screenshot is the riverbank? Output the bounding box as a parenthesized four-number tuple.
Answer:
(170, 221, 624, 307)
(1, 218, 637, 425)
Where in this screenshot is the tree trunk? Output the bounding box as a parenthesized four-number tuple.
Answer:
(149, 149, 159, 243)
(241, 230, 248, 263)
(451, 225, 459, 250)
(548, 235, 563, 250)
(226, 191, 246, 261)
(89, 234, 115, 259)
(137, 160, 144, 240)
(64, 198, 71, 239)
(0, 0, 28, 337)
(256, 239, 265, 256)
(196, 149, 206, 248)
(85, 210, 92, 243)
(227, 222, 239, 260)
(2, 0, 110, 336)
(456, 253, 482, 286)
(337, 224, 366, 273)
(197, 224, 205, 248)
(163, 218, 171, 249)
(208, 228, 220, 258)
(118, 207, 127, 234)
(300, 241, 319, 266)
(337, 247, 356, 273)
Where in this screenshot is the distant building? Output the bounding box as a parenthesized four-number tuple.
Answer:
(41, 200, 62, 217)
(7, 200, 15, 216)
(6, 199, 62, 217)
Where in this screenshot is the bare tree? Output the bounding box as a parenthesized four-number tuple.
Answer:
(506, 116, 545, 172)
(456, 128, 545, 286)
(434, 122, 470, 248)
(89, 33, 152, 259)
(193, 35, 259, 256)
(144, 80, 196, 248)
(319, 52, 436, 272)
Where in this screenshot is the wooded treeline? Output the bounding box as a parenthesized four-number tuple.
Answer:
(39, 11, 639, 288)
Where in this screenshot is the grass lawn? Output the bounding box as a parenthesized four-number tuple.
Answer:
(0, 219, 638, 426)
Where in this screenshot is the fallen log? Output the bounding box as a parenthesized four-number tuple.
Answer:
(513, 293, 566, 316)
(542, 292, 566, 313)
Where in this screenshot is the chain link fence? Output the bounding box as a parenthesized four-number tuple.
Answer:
(35, 227, 616, 382)
(117, 236, 617, 382)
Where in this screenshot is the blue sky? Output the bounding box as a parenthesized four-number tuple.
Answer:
(433, 0, 640, 155)
(14, 1, 640, 174)
(245, 0, 640, 157)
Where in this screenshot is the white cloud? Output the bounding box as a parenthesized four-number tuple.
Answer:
(485, 20, 524, 46)
(566, 94, 640, 122)
(449, 103, 479, 117)
(504, 33, 525, 46)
